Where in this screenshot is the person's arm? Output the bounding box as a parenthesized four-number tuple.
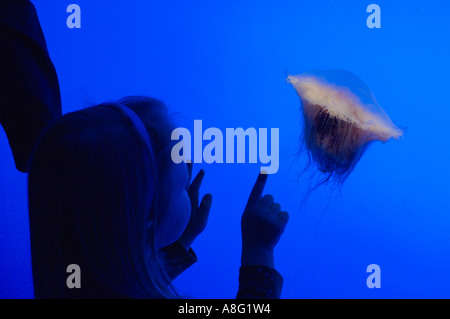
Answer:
(158, 241, 198, 282)
(236, 265, 283, 299)
(0, 0, 62, 172)
(236, 172, 289, 299)
(159, 167, 212, 282)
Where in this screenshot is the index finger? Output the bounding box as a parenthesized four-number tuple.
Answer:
(186, 161, 193, 183)
(189, 169, 205, 194)
(245, 172, 268, 209)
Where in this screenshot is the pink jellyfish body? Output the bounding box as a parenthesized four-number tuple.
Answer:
(287, 69, 403, 182)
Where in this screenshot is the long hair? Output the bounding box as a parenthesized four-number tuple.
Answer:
(28, 103, 175, 298)
(116, 96, 178, 219)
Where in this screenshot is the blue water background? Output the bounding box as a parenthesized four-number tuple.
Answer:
(1, 0, 449, 298)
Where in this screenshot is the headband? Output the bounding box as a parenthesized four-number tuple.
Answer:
(111, 104, 154, 158)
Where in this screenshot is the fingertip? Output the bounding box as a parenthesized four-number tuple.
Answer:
(191, 169, 205, 187)
(204, 193, 213, 202)
(201, 193, 213, 206)
(259, 170, 268, 180)
(255, 171, 268, 188)
(246, 171, 268, 208)
(200, 194, 213, 213)
(197, 169, 205, 178)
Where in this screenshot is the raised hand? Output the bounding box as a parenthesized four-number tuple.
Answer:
(177, 163, 213, 251)
(241, 172, 289, 268)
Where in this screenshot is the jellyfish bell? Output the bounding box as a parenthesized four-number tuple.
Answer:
(287, 69, 403, 183)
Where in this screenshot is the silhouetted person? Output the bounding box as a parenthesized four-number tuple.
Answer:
(0, 0, 61, 172)
(28, 97, 288, 298)
(7, 0, 289, 299)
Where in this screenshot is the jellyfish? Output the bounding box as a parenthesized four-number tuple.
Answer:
(287, 69, 403, 184)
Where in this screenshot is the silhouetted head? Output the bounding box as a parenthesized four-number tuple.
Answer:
(28, 100, 188, 298)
